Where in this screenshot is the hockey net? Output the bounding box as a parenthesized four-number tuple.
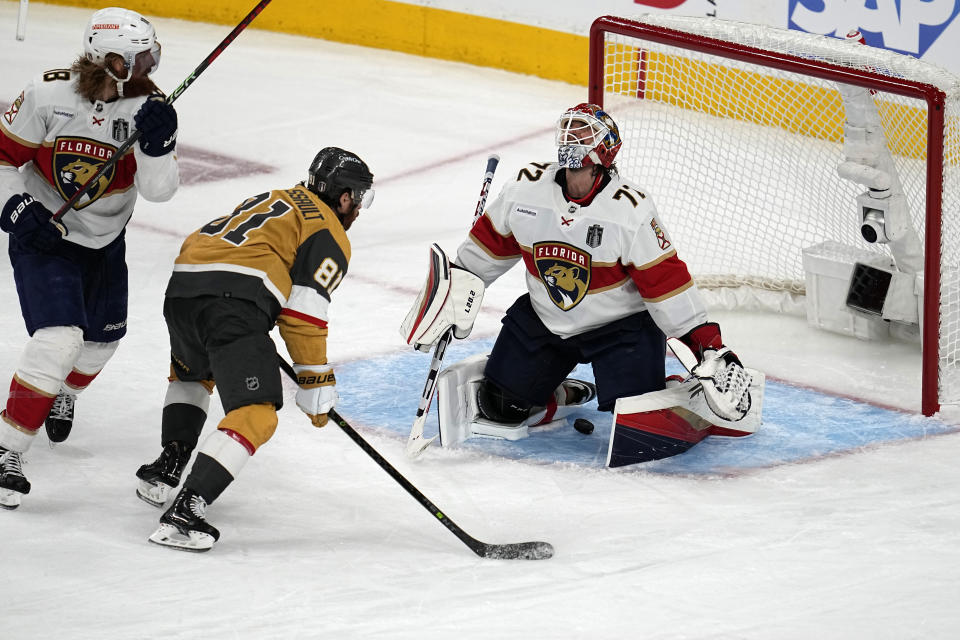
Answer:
(590, 15, 960, 416)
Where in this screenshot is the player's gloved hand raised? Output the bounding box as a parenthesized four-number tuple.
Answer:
(292, 363, 338, 427)
(0, 193, 67, 252)
(134, 93, 177, 157)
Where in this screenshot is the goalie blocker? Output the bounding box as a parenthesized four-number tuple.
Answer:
(400, 244, 485, 352)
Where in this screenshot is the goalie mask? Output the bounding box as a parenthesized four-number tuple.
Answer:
(84, 8, 161, 82)
(555, 103, 622, 169)
(307, 147, 375, 210)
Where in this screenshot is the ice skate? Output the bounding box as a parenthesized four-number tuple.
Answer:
(148, 488, 220, 552)
(136, 441, 192, 507)
(559, 378, 597, 406)
(0, 447, 30, 510)
(45, 392, 76, 445)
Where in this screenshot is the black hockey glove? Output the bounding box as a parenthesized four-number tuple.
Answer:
(0, 193, 67, 252)
(134, 93, 177, 157)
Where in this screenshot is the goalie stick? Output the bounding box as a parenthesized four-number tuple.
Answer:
(16, 0, 27, 41)
(279, 358, 553, 560)
(404, 153, 500, 458)
(51, 0, 273, 221)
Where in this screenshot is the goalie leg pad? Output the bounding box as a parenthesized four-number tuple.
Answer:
(437, 355, 530, 447)
(477, 378, 531, 424)
(606, 372, 765, 468)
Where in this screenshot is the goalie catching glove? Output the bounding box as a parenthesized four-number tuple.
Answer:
(669, 322, 752, 422)
(400, 243, 485, 352)
(292, 363, 337, 427)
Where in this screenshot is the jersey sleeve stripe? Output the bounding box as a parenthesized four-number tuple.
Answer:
(627, 253, 695, 300)
(641, 279, 695, 303)
(0, 127, 39, 167)
(279, 307, 328, 328)
(283, 284, 331, 325)
(628, 248, 678, 271)
(468, 215, 522, 259)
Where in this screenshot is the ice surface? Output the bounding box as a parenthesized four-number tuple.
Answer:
(3, 4, 960, 639)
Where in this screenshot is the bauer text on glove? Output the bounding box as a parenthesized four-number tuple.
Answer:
(293, 363, 337, 427)
(0, 193, 67, 252)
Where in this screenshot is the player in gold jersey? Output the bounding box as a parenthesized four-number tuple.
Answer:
(135, 147, 373, 551)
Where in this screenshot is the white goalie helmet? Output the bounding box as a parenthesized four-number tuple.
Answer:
(83, 7, 161, 78)
(555, 103, 622, 169)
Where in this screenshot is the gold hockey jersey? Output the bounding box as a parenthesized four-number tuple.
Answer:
(166, 184, 350, 365)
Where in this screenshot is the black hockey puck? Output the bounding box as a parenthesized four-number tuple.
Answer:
(573, 418, 594, 435)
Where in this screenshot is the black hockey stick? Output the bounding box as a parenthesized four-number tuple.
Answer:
(404, 153, 500, 458)
(279, 358, 553, 560)
(53, 0, 273, 221)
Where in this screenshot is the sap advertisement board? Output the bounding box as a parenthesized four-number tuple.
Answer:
(399, 0, 960, 77)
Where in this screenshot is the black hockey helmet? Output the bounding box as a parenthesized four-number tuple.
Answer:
(307, 147, 375, 210)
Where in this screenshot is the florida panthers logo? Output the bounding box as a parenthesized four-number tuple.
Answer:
(533, 241, 591, 311)
(53, 137, 117, 209)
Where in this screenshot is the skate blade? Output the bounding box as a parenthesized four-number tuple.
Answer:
(0, 488, 22, 510)
(148, 523, 215, 552)
(137, 480, 172, 508)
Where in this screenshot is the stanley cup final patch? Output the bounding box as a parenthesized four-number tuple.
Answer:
(112, 118, 130, 143)
(53, 137, 117, 209)
(586, 224, 603, 248)
(533, 241, 591, 311)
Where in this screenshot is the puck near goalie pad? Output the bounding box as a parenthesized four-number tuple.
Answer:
(605, 373, 763, 468)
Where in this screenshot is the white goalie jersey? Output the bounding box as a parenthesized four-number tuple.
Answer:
(455, 162, 708, 340)
(0, 70, 179, 249)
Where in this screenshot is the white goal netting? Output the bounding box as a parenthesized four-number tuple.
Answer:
(595, 15, 960, 412)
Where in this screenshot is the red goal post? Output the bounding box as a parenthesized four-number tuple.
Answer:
(589, 15, 959, 416)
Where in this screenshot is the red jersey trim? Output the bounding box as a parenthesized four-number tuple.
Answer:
(0, 128, 39, 167)
(279, 308, 328, 328)
(222, 428, 256, 456)
(469, 215, 521, 259)
(627, 253, 694, 301)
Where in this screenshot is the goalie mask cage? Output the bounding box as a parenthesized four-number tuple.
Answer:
(590, 15, 960, 417)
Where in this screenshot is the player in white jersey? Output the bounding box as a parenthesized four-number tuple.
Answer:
(0, 8, 179, 508)
(402, 103, 749, 453)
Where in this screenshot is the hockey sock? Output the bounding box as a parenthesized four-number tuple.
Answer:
(160, 403, 206, 449)
(4, 377, 56, 433)
(183, 453, 234, 505)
